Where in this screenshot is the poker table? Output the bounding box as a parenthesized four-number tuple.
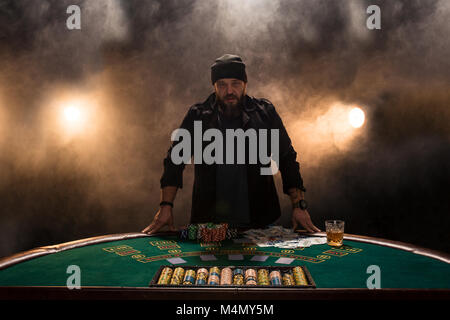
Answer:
(0, 231, 449, 300)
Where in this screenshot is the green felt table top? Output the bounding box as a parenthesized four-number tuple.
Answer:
(0, 235, 449, 289)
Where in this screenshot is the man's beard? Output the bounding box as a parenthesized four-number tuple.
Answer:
(217, 93, 245, 114)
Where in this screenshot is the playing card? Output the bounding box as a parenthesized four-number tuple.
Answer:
(275, 257, 295, 264)
(167, 257, 187, 264)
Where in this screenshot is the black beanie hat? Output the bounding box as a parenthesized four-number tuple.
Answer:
(211, 54, 247, 85)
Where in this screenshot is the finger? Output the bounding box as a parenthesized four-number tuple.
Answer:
(168, 220, 176, 232)
(168, 216, 176, 232)
(292, 217, 298, 231)
(305, 219, 320, 233)
(308, 218, 321, 233)
(142, 222, 156, 233)
(147, 226, 159, 235)
(301, 212, 319, 233)
(303, 220, 315, 233)
(298, 220, 310, 233)
(147, 221, 163, 235)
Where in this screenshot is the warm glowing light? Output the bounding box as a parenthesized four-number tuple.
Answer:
(40, 86, 104, 146)
(59, 99, 89, 134)
(289, 102, 368, 162)
(348, 107, 365, 128)
(64, 106, 81, 123)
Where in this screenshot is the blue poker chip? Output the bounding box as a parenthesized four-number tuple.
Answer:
(233, 268, 244, 275)
(270, 277, 281, 285)
(195, 279, 206, 285)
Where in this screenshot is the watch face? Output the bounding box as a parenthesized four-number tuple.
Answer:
(300, 200, 307, 210)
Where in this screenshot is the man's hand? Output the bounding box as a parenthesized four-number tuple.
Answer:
(292, 208, 321, 233)
(142, 205, 176, 235)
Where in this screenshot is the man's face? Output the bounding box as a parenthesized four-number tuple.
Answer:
(214, 78, 247, 108)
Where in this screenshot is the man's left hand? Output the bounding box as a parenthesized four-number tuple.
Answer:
(292, 208, 321, 233)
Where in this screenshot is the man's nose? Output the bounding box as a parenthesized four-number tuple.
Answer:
(226, 85, 234, 94)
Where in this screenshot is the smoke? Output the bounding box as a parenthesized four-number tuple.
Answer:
(0, 0, 449, 256)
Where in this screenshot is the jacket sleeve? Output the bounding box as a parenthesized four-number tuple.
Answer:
(264, 100, 306, 194)
(160, 106, 198, 189)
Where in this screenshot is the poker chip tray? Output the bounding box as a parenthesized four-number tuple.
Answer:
(149, 265, 316, 288)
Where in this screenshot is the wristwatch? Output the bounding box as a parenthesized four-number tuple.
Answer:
(292, 199, 308, 210)
(160, 201, 173, 208)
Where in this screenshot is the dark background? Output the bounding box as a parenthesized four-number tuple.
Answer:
(0, 0, 449, 258)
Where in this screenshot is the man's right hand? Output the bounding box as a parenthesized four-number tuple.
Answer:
(142, 205, 176, 235)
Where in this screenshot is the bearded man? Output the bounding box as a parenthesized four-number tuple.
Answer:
(143, 54, 319, 234)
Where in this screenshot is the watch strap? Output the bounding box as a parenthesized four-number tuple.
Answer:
(292, 199, 307, 210)
(160, 201, 173, 208)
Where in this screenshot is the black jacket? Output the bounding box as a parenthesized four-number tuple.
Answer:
(160, 93, 306, 227)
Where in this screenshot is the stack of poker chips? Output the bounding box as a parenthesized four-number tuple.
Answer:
(182, 269, 196, 285)
(232, 268, 244, 285)
(155, 266, 312, 287)
(179, 223, 238, 242)
(170, 267, 185, 285)
(195, 268, 209, 285)
(208, 267, 221, 285)
(220, 267, 232, 285)
(269, 270, 282, 286)
(257, 269, 270, 286)
(244, 269, 257, 286)
(292, 266, 308, 285)
(282, 272, 295, 286)
(157, 267, 173, 285)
